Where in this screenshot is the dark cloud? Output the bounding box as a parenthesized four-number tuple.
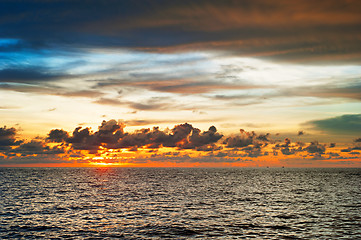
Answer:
(1, 0, 360, 63)
(47, 129, 69, 143)
(341, 148, 352, 153)
(273, 138, 303, 156)
(222, 130, 273, 157)
(281, 147, 296, 156)
(93, 98, 125, 106)
(11, 140, 65, 156)
(0, 68, 66, 83)
(178, 125, 223, 149)
(0, 81, 106, 100)
(1, 121, 359, 164)
(349, 151, 360, 155)
(257, 133, 270, 142)
(0, 126, 21, 150)
(352, 138, 361, 150)
(304, 114, 361, 135)
(52, 120, 223, 152)
(66, 120, 126, 151)
(0, 154, 69, 165)
(304, 141, 326, 154)
(115, 123, 223, 150)
(343, 137, 361, 151)
(223, 129, 269, 149)
(240, 145, 264, 158)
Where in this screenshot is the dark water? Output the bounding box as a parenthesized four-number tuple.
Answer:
(0, 168, 360, 239)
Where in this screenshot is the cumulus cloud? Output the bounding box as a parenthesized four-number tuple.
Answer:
(273, 138, 303, 156)
(66, 120, 126, 151)
(178, 125, 223, 149)
(223, 129, 269, 148)
(1, 120, 359, 165)
(53, 120, 223, 152)
(111, 123, 223, 150)
(221, 129, 272, 158)
(304, 141, 326, 154)
(0, 126, 21, 150)
(47, 129, 69, 143)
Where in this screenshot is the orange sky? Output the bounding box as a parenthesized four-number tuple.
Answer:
(0, 1, 360, 167)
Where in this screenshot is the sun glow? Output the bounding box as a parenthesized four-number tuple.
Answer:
(89, 161, 134, 167)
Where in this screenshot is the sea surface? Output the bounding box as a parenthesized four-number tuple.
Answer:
(0, 168, 360, 239)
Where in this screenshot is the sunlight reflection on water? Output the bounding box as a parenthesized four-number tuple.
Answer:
(1, 168, 360, 239)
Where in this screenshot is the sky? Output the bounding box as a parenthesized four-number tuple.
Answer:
(0, 0, 360, 167)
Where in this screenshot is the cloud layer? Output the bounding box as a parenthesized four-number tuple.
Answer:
(1, 0, 361, 63)
(305, 114, 361, 135)
(1, 118, 359, 166)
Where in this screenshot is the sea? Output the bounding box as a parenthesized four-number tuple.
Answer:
(0, 168, 360, 239)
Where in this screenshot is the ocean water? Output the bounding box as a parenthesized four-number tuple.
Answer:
(0, 168, 360, 239)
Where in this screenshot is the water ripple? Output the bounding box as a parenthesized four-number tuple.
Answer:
(0, 167, 360, 239)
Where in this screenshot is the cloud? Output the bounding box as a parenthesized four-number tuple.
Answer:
(273, 138, 303, 156)
(0, 81, 105, 99)
(304, 141, 326, 154)
(58, 90, 104, 98)
(0, 68, 66, 83)
(0, 154, 69, 165)
(304, 114, 361, 135)
(10, 140, 65, 156)
(342, 137, 361, 152)
(1, 120, 360, 165)
(95, 77, 261, 95)
(66, 120, 126, 151)
(223, 129, 269, 148)
(94, 97, 181, 111)
(178, 125, 223, 149)
(47, 129, 69, 143)
(1, 0, 361, 63)
(115, 123, 223, 150)
(0, 126, 21, 150)
(50, 120, 223, 152)
(281, 81, 361, 101)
